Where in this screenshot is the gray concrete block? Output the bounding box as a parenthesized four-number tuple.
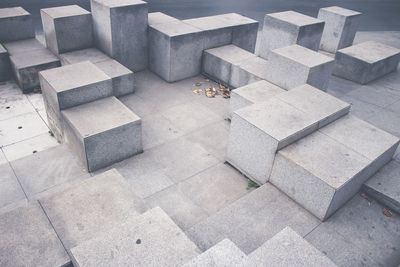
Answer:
(59, 47, 111, 65)
(96, 59, 135, 96)
(333, 41, 400, 84)
(10, 48, 60, 92)
(41, 5, 93, 55)
(259, 11, 324, 59)
(183, 239, 247, 267)
(62, 97, 142, 172)
(226, 98, 320, 184)
(0, 203, 70, 267)
(202, 44, 257, 85)
(91, 0, 148, 71)
(39, 61, 113, 142)
(229, 56, 269, 88)
(3, 38, 45, 55)
(70, 207, 200, 267)
(39, 168, 146, 250)
(0, 7, 35, 42)
(0, 44, 11, 81)
(148, 20, 204, 82)
(266, 45, 334, 90)
(246, 227, 337, 266)
(318, 6, 361, 53)
(148, 12, 178, 26)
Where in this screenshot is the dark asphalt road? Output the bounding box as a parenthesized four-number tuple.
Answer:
(1, 0, 399, 32)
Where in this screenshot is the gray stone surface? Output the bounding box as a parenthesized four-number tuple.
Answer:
(246, 227, 337, 266)
(91, 0, 148, 71)
(148, 12, 178, 26)
(0, 163, 26, 210)
(39, 168, 146, 250)
(0, 44, 11, 82)
(259, 11, 325, 59)
(0, 7, 35, 42)
(59, 47, 111, 65)
(0, 203, 70, 267)
(41, 5, 93, 55)
(333, 41, 400, 84)
(70, 207, 200, 267)
(318, 6, 361, 53)
(3, 38, 45, 55)
(229, 56, 269, 88)
(62, 97, 142, 172)
(183, 238, 247, 267)
(39, 61, 112, 141)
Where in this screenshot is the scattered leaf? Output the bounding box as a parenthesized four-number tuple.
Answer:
(192, 89, 203, 95)
(383, 208, 393, 217)
(205, 87, 217, 98)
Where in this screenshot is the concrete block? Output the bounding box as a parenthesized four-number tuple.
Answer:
(70, 207, 199, 267)
(229, 80, 285, 116)
(333, 41, 400, 84)
(149, 20, 204, 82)
(202, 44, 257, 85)
(226, 98, 320, 184)
(269, 131, 373, 221)
(0, 44, 11, 81)
(318, 6, 361, 53)
(229, 56, 269, 88)
(39, 61, 113, 142)
(148, 12, 178, 26)
(41, 5, 93, 55)
(39, 169, 146, 250)
(0, 7, 35, 42)
(62, 97, 142, 172)
(259, 11, 324, 59)
(3, 38, 45, 55)
(266, 45, 334, 90)
(246, 227, 337, 266)
(10, 48, 61, 92)
(96, 59, 135, 96)
(91, 0, 148, 71)
(59, 47, 111, 65)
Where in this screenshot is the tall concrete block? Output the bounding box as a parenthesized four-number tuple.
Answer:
(229, 56, 269, 88)
(0, 7, 35, 42)
(148, 12, 179, 26)
(318, 6, 361, 53)
(0, 44, 11, 81)
(333, 41, 400, 84)
(41, 5, 93, 55)
(91, 0, 148, 71)
(259, 11, 324, 59)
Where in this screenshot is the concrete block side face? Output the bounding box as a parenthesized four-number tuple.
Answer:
(307, 60, 334, 91)
(111, 71, 135, 97)
(41, 10, 59, 54)
(229, 63, 262, 88)
(226, 113, 278, 184)
(0, 14, 35, 42)
(337, 15, 361, 49)
(333, 51, 370, 84)
(364, 54, 400, 84)
(232, 22, 259, 53)
(202, 28, 232, 51)
(0, 51, 12, 81)
(91, 0, 113, 55)
(202, 51, 232, 85)
(148, 27, 171, 81)
(297, 22, 324, 51)
(229, 91, 253, 118)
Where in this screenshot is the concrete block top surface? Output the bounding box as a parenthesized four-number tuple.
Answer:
(39, 61, 110, 93)
(95, 59, 133, 78)
(148, 12, 178, 26)
(41, 5, 90, 18)
(4, 38, 44, 55)
(267, 10, 324, 27)
(205, 44, 256, 63)
(151, 20, 202, 37)
(320, 6, 361, 17)
(62, 96, 140, 137)
(184, 15, 230, 31)
(0, 7, 30, 18)
(60, 48, 111, 65)
(10, 48, 59, 68)
(273, 45, 334, 67)
(214, 13, 258, 27)
(92, 0, 147, 8)
(338, 41, 400, 64)
(233, 80, 285, 103)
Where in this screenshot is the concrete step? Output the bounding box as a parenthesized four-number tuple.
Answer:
(3, 38, 45, 55)
(0, 7, 35, 42)
(59, 47, 111, 65)
(70, 207, 200, 267)
(0, 44, 11, 81)
(246, 227, 337, 266)
(230, 56, 270, 88)
(148, 12, 179, 26)
(62, 96, 142, 172)
(183, 239, 247, 267)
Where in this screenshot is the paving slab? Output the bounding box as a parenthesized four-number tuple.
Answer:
(3, 38, 45, 55)
(26, 91, 45, 111)
(0, 92, 36, 121)
(0, 163, 26, 210)
(0, 44, 11, 81)
(229, 56, 269, 88)
(119, 93, 159, 117)
(59, 47, 111, 65)
(0, 7, 35, 42)
(148, 12, 179, 26)
(345, 84, 400, 108)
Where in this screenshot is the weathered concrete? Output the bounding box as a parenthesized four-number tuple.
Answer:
(333, 41, 400, 84)
(148, 12, 178, 26)
(3, 38, 45, 55)
(59, 47, 111, 65)
(0, 7, 35, 42)
(229, 56, 269, 88)
(0, 44, 11, 82)
(41, 5, 93, 55)
(96, 59, 135, 96)
(91, 0, 148, 71)
(259, 11, 325, 59)
(318, 6, 361, 53)
(0, 163, 26, 210)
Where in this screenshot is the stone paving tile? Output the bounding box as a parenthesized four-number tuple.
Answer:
(37, 109, 49, 126)
(354, 31, 400, 49)
(26, 91, 45, 111)
(386, 99, 400, 114)
(0, 93, 36, 121)
(0, 149, 7, 165)
(118, 93, 158, 117)
(0, 163, 26, 210)
(191, 92, 231, 119)
(345, 85, 400, 108)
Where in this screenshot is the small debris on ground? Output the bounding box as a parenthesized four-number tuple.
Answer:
(205, 87, 217, 98)
(192, 89, 203, 95)
(383, 208, 393, 217)
(192, 79, 231, 99)
(247, 179, 260, 190)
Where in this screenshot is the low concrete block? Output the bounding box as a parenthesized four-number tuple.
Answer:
(39, 61, 113, 142)
(258, 11, 324, 59)
(333, 41, 400, 84)
(318, 6, 361, 53)
(0, 44, 11, 81)
(91, 0, 148, 71)
(59, 47, 111, 65)
(0, 7, 35, 42)
(3, 38, 45, 55)
(62, 97, 142, 172)
(41, 5, 93, 55)
(96, 59, 135, 96)
(148, 12, 179, 26)
(229, 56, 269, 88)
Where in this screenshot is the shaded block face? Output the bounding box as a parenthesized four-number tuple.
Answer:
(318, 6, 361, 53)
(229, 56, 269, 88)
(333, 41, 400, 84)
(0, 7, 35, 42)
(41, 5, 93, 55)
(259, 11, 324, 59)
(148, 12, 178, 26)
(0, 44, 11, 82)
(91, 0, 148, 71)
(62, 97, 142, 172)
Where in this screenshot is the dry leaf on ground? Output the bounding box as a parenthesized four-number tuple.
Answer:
(205, 87, 217, 98)
(383, 208, 393, 217)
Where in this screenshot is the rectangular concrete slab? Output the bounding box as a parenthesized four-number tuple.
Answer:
(59, 47, 111, 65)
(0, 7, 35, 42)
(3, 38, 45, 55)
(229, 56, 269, 88)
(148, 12, 178, 26)
(0, 44, 11, 81)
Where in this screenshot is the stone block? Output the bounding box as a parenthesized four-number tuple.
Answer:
(148, 20, 204, 82)
(0, 7, 35, 42)
(59, 47, 111, 65)
(96, 59, 135, 96)
(3, 38, 45, 55)
(259, 11, 324, 59)
(318, 6, 361, 53)
(62, 97, 142, 172)
(333, 41, 400, 84)
(91, 0, 148, 71)
(10, 48, 60, 92)
(39, 61, 113, 141)
(148, 12, 178, 26)
(202, 44, 257, 85)
(70, 207, 199, 267)
(0, 44, 11, 81)
(266, 45, 334, 90)
(229, 56, 269, 88)
(41, 5, 93, 55)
